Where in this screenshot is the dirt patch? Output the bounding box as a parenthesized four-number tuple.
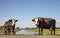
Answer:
(0, 35, 60, 38)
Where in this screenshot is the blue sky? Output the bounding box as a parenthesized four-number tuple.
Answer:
(0, 0, 60, 28)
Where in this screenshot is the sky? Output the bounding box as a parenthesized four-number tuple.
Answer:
(0, 0, 60, 28)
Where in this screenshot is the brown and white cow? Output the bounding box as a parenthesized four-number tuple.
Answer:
(32, 17, 56, 35)
(4, 19, 18, 35)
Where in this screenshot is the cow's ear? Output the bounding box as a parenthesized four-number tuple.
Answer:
(38, 17, 40, 20)
(9, 20, 12, 22)
(38, 17, 44, 21)
(15, 20, 18, 22)
(32, 19, 35, 21)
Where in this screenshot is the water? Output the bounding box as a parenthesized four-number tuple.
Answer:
(16, 30, 38, 35)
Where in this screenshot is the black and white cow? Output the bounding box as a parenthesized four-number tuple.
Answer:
(32, 17, 56, 35)
(4, 19, 18, 35)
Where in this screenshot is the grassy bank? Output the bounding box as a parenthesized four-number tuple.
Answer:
(0, 27, 60, 35)
(0, 28, 20, 35)
(25, 28, 60, 35)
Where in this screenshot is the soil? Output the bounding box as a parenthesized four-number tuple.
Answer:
(0, 35, 60, 38)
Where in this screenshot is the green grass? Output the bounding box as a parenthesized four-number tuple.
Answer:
(0, 28, 60, 35)
(0, 28, 20, 35)
(0, 30, 4, 34)
(25, 28, 60, 35)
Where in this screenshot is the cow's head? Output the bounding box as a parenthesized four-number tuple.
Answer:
(8, 19, 18, 26)
(32, 18, 39, 26)
(32, 17, 44, 26)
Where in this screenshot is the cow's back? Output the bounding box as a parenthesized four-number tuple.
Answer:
(38, 17, 56, 29)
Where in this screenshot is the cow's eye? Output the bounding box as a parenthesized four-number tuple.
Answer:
(34, 21, 36, 22)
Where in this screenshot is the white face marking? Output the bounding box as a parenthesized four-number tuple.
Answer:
(12, 20, 15, 26)
(34, 18, 38, 25)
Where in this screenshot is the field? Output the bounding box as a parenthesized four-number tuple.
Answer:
(0, 28, 60, 38)
(0, 28, 60, 35)
(0, 28, 20, 35)
(0, 35, 60, 38)
(25, 28, 60, 35)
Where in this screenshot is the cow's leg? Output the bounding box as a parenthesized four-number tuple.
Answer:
(12, 26, 15, 35)
(4, 28, 8, 35)
(51, 30, 52, 35)
(5, 29, 7, 35)
(53, 24, 55, 35)
(50, 26, 53, 35)
(54, 29, 55, 35)
(41, 28, 43, 35)
(5, 30, 6, 35)
(53, 28, 55, 35)
(39, 28, 40, 35)
(8, 28, 11, 35)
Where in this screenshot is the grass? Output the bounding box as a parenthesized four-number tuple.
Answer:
(0, 28, 60, 35)
(0, 30, 4, 35)
(25, 28, 60, 35)
(0, 28, 20, 35)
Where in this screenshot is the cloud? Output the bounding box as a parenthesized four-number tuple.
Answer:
(3, 18, 9, 21)
(16, 20, 36, 28)
(56, 20, 60, 22)
(56, 20, 60, 24)
(55, 20, 60, 27)
(0, 18, 9, 26)
(16, 20, 60, 28)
